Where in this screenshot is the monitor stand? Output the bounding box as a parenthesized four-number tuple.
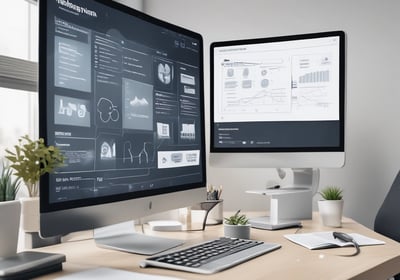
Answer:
(94, 221, 184, 255)
(249, 216, 301, 230)
(246, 168, 319, 230)
(94, 201, 222, 255)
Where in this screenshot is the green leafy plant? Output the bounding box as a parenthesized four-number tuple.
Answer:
(319, 186, 343, 200)
(224, 210, 249, 225)
(5, 135, 64, 197)
(0, 164, 21, 201)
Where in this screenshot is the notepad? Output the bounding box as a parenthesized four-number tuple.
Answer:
(284, 231, 385, 250)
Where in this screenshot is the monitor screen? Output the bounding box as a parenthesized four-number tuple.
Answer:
(39, 0, 205, 238)
(210, 31, 345, 168)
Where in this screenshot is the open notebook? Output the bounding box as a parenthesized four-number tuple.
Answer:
(284, 231, 385, 250)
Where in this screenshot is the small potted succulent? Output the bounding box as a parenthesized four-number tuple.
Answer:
(224, 210, 250, 239)
(318, 186, 344, 227)
(5, 135, 64, 233)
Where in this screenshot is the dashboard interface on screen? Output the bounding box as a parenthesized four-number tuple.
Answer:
(210, 31, 344, 152)
(41, 0, 205, 210)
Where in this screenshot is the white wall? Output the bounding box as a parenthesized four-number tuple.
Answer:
(142, 0, 400, 228)
(114, 0, 143, 11)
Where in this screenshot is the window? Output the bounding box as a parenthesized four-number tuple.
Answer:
(0, 0, 38, 158)
(0, 88, 37, 157)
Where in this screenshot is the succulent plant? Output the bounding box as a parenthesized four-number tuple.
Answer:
(319, 186, 343, 200)
(224, 210, 249, 225)
(0, 163, 21, 201)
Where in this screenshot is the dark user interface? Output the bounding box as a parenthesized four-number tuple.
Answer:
(45, 1, 203, 204)
(213, 121, 341, 149)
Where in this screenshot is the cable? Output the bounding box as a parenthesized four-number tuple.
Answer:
(333, 232, 361, 257)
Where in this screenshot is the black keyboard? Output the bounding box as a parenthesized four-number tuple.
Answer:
(140, 237, 281, 274)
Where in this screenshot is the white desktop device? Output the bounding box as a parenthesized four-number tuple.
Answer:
(247, 186, 312, 230)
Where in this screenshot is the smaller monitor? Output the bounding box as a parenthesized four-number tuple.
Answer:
(210, 31, 345, 229)
(210, 31, 345, 168)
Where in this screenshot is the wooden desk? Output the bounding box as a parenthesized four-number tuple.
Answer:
(35, 213, 400, 280)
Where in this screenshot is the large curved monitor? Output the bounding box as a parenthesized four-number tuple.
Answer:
(39, 0, 205, 250)
(210, 31, 345, 168)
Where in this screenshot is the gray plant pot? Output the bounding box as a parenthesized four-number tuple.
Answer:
(224, 223, 251, 239)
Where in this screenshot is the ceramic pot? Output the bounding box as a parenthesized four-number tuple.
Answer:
(224, 223, 251, 239)
(20, 196, 40, 232)
(318, 199, 344, 227)
(0, 200, 21, 257)
(206, 200, 224, 225)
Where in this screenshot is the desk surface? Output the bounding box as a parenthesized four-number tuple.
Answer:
(34, 213, 400, 280)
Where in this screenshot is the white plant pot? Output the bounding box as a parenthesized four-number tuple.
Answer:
(20, 197, 40, 233)
(318, 200, 344, 227)
(224, 223, 251, 239)
(0, 200, 21, 257)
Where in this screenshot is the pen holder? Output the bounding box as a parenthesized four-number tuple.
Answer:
(183, 200, 223, 231)
(206, 200, 223, 225)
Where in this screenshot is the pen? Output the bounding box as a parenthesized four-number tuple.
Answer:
(206, 185, 223, 200)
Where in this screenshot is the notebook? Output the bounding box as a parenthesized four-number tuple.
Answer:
(284, 231, 385, 250)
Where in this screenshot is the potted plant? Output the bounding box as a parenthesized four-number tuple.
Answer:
(5, 135, 64, 233)
(318, 186, 344, 227)
(224, 210, 250, 239)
